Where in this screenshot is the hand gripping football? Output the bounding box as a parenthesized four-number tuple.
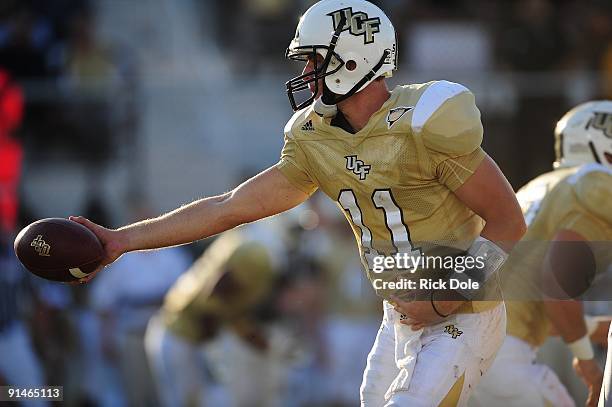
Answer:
(14, 218, 104, 282)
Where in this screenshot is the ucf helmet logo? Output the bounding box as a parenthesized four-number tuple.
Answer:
(590, 112, 612, 138)
(328, 7, 381, 44)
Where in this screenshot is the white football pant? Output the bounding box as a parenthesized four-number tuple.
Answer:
(361, 301, 505, 406)
(470, 335, 575, 407)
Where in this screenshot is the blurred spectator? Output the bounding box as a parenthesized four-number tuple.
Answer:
(0, 243, 46, 407)
(275, 258, 330, 407)
(0, 68, 45, 406)
(0, 68, 23, 235)
(61, 7, 119, 165)
(211, 0, 295, 75)
(64, 8, 118, 89)
(88, 204, 191, 407)
(29, 277, 79, 395)
(496, 0, 566, 71)
(0, 7, 54, 79)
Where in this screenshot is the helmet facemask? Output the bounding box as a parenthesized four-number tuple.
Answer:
(285, 43, 391, 114)
(285, 14, 347, 112)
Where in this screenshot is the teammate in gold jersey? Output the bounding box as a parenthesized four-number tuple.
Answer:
(471, 101, 612, 407)
(145, 227, 275, 406)
(68, 1, 525, 405)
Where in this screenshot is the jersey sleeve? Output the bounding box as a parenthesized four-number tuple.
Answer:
(558, 211, 608, 241)
(412, 81, 485, 191)
(276, 133, 318, 195)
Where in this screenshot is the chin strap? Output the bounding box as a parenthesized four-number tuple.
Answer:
(313, 98, 338, 118)
(313, 49, 390, 118)
(313, 86, 338, 118)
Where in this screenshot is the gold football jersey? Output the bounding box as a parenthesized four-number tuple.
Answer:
(505, 163, 612, 347)
(277, 80, 494, 312)
(160, 230, 273, 343)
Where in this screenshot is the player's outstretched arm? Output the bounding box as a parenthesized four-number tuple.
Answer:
(70, 166, 309, 271)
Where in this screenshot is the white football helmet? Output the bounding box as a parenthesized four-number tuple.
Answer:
(285, 0, 397, 115)
(554, 100, 612, 169)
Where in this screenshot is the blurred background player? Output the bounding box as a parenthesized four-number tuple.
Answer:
(471, 101, 612, 407)
(144, 220, 282, 407)
(144, 208, 359, 407)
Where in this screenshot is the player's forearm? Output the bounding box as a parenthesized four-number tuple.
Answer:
(112, 167, 308, 254)
(545, 300, 587, 343)
(118, 193, 244, 251)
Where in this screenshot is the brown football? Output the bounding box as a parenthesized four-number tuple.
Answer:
(14, 218, 104, 282)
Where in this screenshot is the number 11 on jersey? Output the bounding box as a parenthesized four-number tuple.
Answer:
(338, 189, 422, 273)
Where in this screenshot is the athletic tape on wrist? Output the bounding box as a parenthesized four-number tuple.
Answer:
(450, 236, 508, 299)
(584, 316, 599, 337)
(568, 335, 595, 360)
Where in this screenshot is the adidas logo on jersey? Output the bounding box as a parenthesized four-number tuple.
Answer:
(345, 155, 371, 180)
(301, 120, 315, 131)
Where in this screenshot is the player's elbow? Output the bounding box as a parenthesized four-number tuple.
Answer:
(213, 190, 264, 229)
(211, 192, 248, 230)
(508, 213, 527, 241)
(482, 203, 527, 242)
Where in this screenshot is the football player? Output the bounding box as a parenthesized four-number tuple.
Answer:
(70, 1, 525, 405)
(145, 224, 277, 407)
(470, 101, 612, 407)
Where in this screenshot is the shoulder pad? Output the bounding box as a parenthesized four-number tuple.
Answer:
(411, 80, 470, 133)
(569, 164, 612, 225)
(413, 81, 483, 155)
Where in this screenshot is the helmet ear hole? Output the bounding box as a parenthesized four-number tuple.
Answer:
(346, 60, 357, 71)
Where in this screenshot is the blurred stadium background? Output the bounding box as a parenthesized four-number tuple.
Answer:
(0, 0, 611, 406)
